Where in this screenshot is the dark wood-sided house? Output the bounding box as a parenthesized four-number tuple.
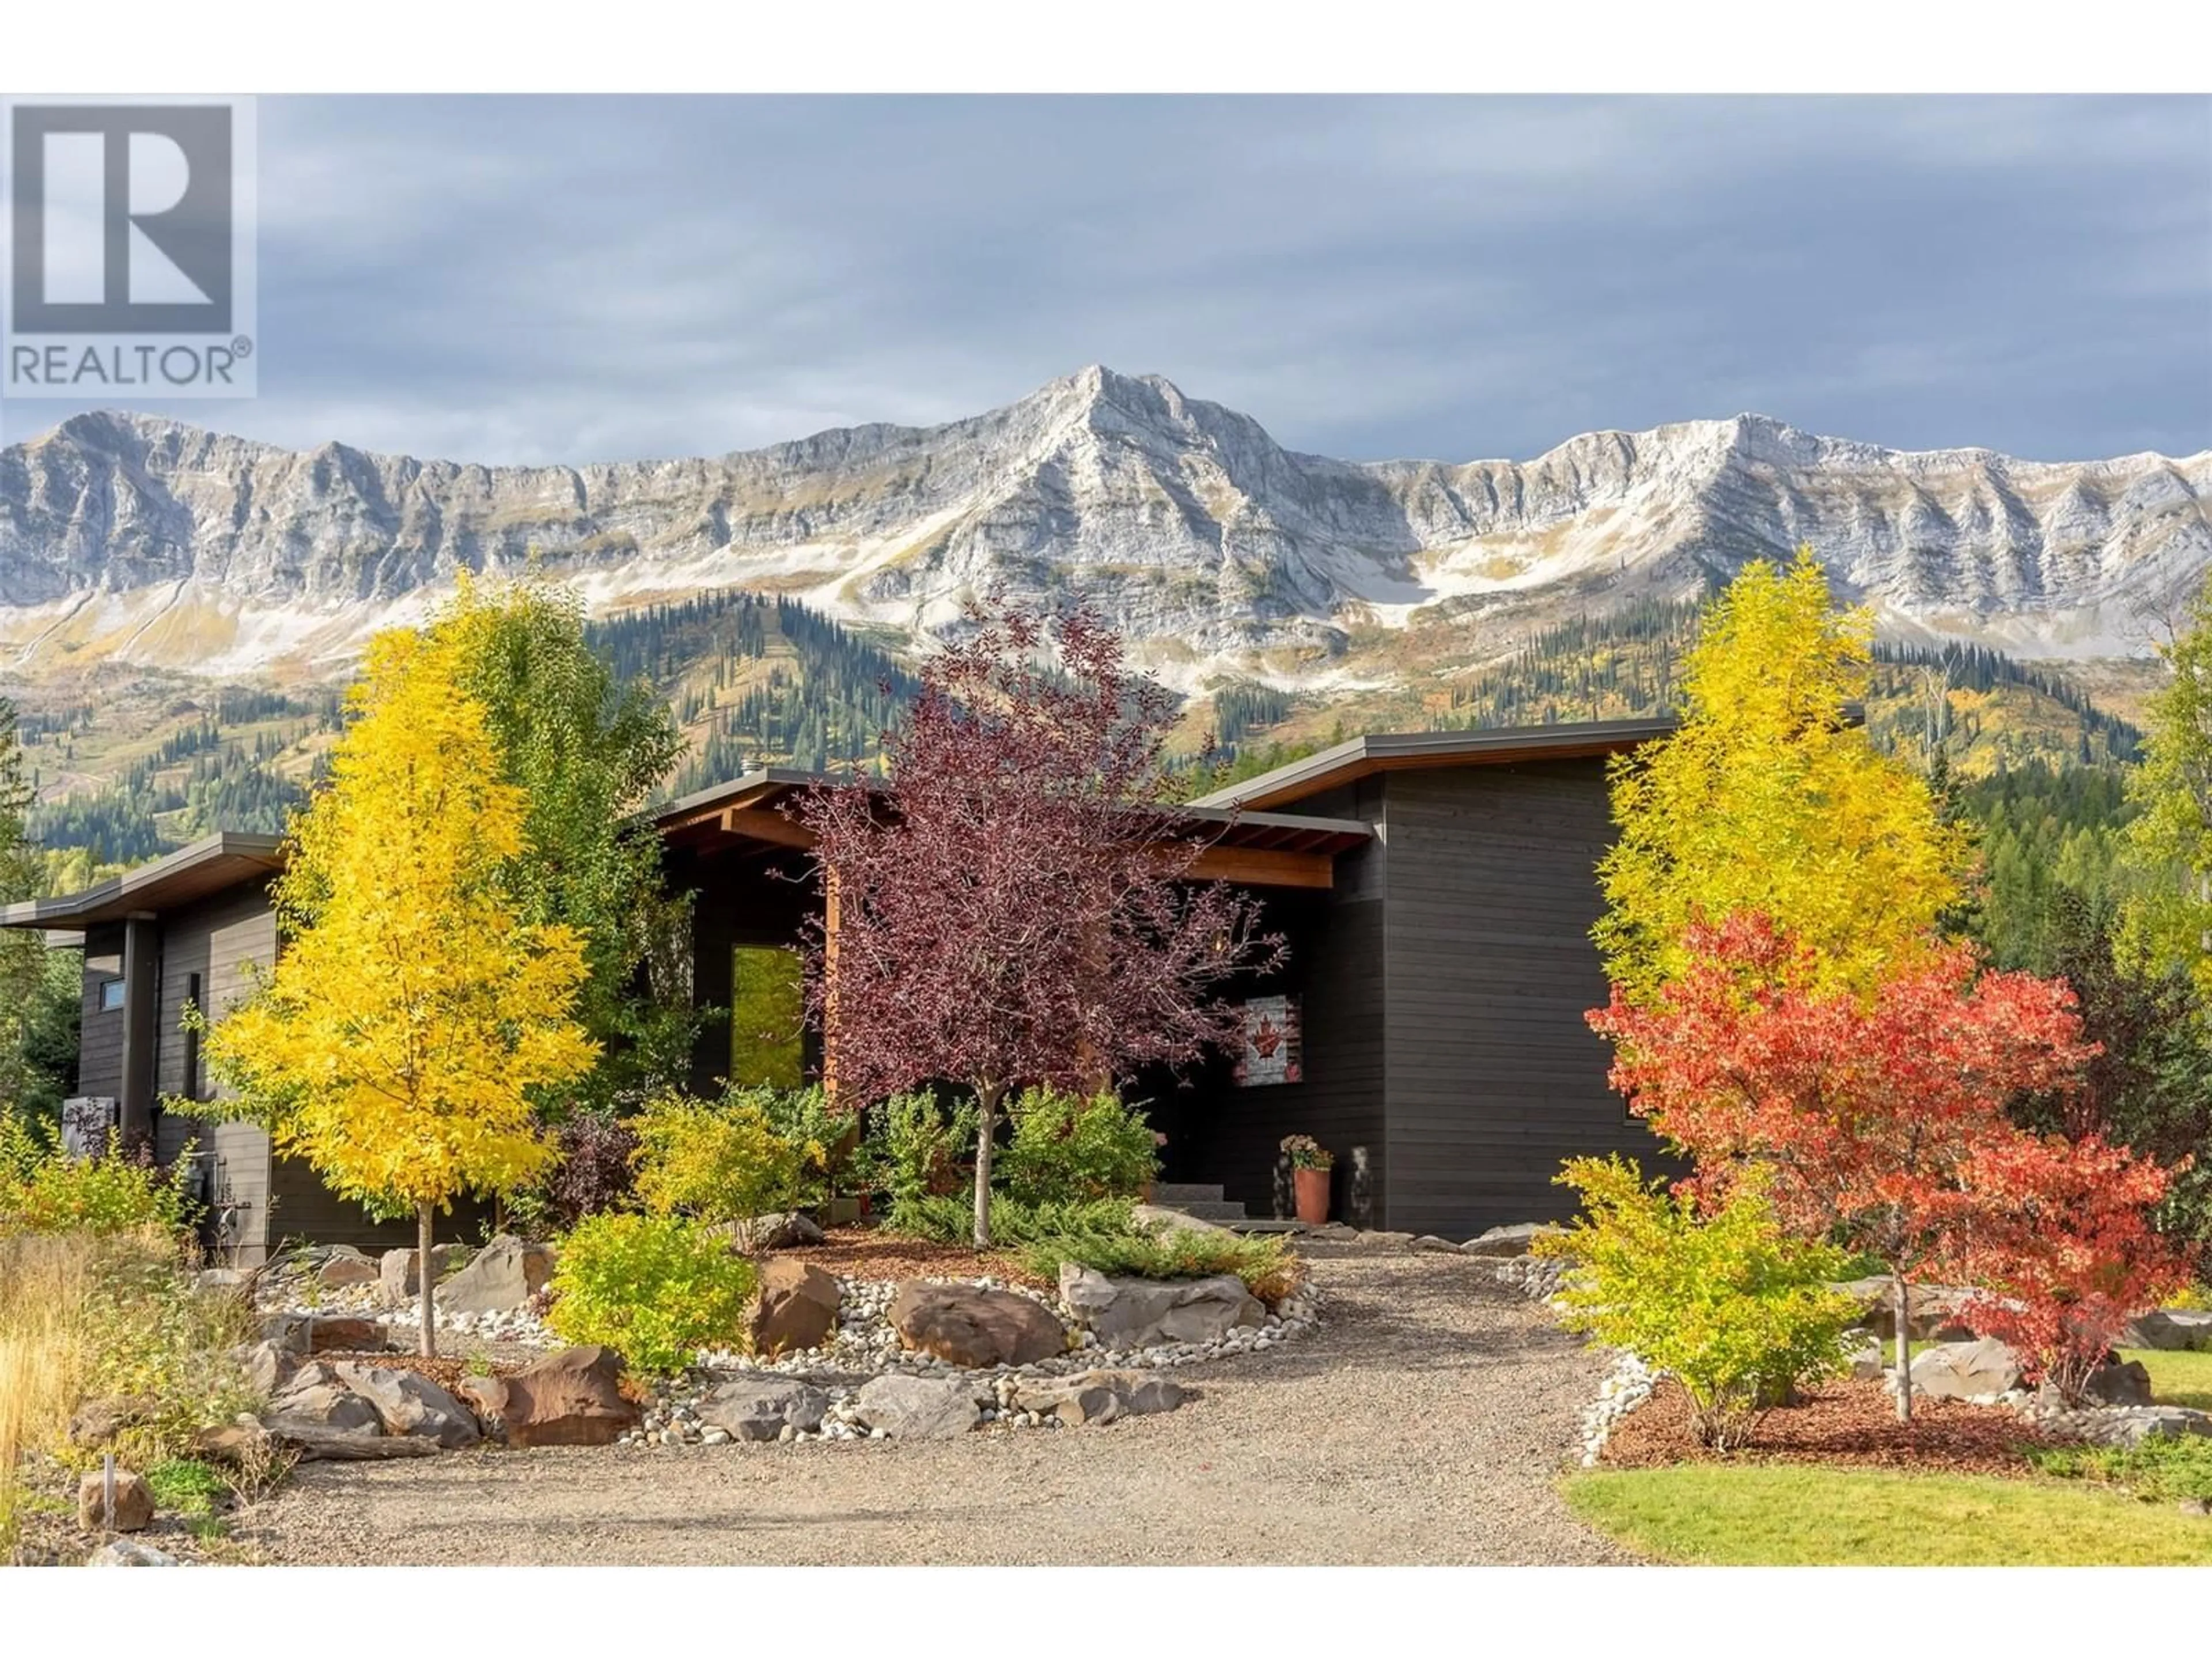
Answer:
(1, 717, 1672, 1259)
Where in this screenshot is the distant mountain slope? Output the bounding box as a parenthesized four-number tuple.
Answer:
(12, 584, 2139, 863)
(2, 366, 2206, 698)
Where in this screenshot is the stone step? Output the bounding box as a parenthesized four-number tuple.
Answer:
(1150, 1182, 1226, 1205)
(1224, 1218, 1307, 1235)
(1160, 1200, 1250, 1222)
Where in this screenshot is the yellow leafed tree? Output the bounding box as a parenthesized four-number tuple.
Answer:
(1595, 548, 1974, 1003)
(206, 626, 597, 1355)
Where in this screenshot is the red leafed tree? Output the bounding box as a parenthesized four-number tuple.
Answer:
(1953, 1131, 2194, 1402)
(791, 601, 1284, 1247)
(1588, 912, 2099, 1421)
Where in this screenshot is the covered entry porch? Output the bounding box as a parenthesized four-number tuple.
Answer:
(651, 770, 1381, 1224)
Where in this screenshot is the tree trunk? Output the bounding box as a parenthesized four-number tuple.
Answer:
(1892, 1271, 1912, 1425)
(417, 1202, 437, 1359)
(972, 1082, 1002, 1251)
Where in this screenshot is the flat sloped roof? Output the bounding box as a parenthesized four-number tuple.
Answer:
(654, 767, 1372, 859)
(1187, 717, 1680, 813)
(0, 832, 285, 931)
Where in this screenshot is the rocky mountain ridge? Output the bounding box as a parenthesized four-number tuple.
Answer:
(1, 365, 2206, 691)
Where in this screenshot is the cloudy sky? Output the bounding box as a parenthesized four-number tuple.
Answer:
(6, 94, 2209, 465)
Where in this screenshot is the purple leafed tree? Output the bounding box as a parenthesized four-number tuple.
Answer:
(791, 601, 1285, 1247)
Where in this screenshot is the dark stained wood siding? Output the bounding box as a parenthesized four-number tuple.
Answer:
(78, 926, 124, 1103)
(143, 882, 281, 1262)
(263, 1156, 495, 1256)
(1377, 760, 1659, 1236)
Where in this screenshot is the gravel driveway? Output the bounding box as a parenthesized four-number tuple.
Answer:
(237, 1247, 1627, 1565)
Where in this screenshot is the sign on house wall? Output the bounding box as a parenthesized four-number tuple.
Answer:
(1233, 995, 1302, 1087)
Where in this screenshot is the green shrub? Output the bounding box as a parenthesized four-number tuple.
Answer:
(741, 1085, 862, 1208)
(1537, 1155, 1860, 1450)
(863, 1091, 977, 1213)
(544, 1212, 757, 1377)
(999, 1088, 1160, 1206)
(0, 1115, 195, 1239)
(1018, 1222, 1306, 1306)
(2029, 1433, 2212, 1505)
(889, 1192, 1138, 1247)
(630, 1088, 801, 1228)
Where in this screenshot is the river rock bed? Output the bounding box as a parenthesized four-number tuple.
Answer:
(626, 1271, 1325, 1446)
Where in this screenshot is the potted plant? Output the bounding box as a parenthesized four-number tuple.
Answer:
(1281, 1134, 1334, 1225)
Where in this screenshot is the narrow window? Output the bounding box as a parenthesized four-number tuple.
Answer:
(730, 945, 804, 1089)
(97, 978, 125, 1013)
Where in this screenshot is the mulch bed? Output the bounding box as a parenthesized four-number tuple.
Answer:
(775, 1226, 1053, 1292)
(1601, 1376, 2063, 1478)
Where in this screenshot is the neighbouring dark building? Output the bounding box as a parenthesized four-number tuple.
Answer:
(2, 718, 1672, 1257)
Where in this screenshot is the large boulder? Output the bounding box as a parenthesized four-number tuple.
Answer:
(86, 1540, 178, 1566)
(76, 1468, 154, 1532)
(1908, 1338, 2024, 1402)
(458, 1344, 638, 1449)
(749, 1259, 842, 1357)
(438, 1235, 556, 1315)
(725, 1212, 827, 1251)
(2084, 1358, 2155, 1408)
(318, 1248, 380, 1289)
(1460, 1223, 1563, 1259)
(1832, 1279, 1979, 1342)
(1007, 1369, 1187, 1427)
(263, 1361, 384, 1440)
(2122, 1309, 2212, 1352)
(195, 1415, 276, 1467)
(258, 1363, 446, 1461)
(233, 1338, 300, 1397)
(853, 1374, 980, 1440)
(378, 1244, 467, 1306)
(327, 1362, 482, 1448)
(1129, 1204, 1236, 1240)
(1057, 1264, 1265, 1350)
(699, 1374, 830, 1441)
(889, 1281, 1066, 1368)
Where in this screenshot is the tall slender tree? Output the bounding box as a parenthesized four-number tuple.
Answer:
(1596, 549, 1974, 1003)
(793, 603, 1283, 1247)
(203, 625, 595, 1355)
(430, 574, 693, 1113)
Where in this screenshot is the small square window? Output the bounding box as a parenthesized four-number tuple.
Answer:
(97, 979, 125, 1013)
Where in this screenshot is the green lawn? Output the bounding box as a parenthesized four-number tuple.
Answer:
(1564, 1465, 2212, 1565)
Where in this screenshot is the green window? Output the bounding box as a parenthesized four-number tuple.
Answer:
(730, 945, 804, 1089)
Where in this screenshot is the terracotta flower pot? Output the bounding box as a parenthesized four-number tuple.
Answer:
(1293, 1165, 1331, 1225)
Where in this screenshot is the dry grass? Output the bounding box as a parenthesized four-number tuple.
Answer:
(0, 1228, 258, 1562)
(0, 1234, 97, 1557)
